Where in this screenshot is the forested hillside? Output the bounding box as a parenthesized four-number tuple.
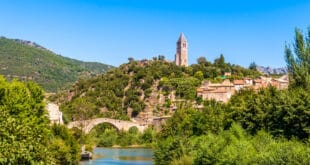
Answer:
(51, 55, 261, 123)
(0, 37, 113, 92)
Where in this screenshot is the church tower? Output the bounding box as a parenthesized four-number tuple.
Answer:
(175, 33, 188, 66)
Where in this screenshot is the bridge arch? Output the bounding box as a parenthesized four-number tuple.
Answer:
(88, 121, 122, 134)
(67, 118, 147, 134)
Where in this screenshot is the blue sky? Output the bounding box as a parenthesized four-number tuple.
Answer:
(1, 0, 310, 67)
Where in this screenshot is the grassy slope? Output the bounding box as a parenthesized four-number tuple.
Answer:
(0, 37, 113, 92)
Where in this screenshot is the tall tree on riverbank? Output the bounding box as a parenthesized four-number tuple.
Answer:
(285, 27, 310, 89)
(0, 76, 80, 164)
(0, 76, 54, 164)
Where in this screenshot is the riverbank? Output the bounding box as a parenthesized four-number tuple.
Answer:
(84, 143, 153, 155)
(110, 144, 153, 148)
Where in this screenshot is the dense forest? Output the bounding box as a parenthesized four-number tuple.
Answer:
(0, 37, 113, 92)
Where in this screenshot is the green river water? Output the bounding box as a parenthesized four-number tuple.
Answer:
(80, 148, 153, 165)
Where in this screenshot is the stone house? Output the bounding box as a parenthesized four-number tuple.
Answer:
(271, 75, 289, 90)
(244, 78, 253, 85)
(197, 79, 234, 103)
(233, 79, 246, 91)
(47, 103, 63, 124)
(224, 72, 232, 76)
(197, 75, 289, 103)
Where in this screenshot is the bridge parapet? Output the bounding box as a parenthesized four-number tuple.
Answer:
(67, 118, 147, 133)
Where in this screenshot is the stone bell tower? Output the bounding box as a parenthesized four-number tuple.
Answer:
(175, 33, 188, 66)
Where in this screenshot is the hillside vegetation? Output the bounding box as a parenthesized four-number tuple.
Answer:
(0, 37, 113, 92)
(52, 55, 261, 123)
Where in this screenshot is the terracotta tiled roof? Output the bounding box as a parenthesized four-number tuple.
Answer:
(233, 80, 245, 85)
(197, 88, 203, 92)
(204, 88, 215, 91)
(209, 84, 233, 87)
(208, 88, 231, 93)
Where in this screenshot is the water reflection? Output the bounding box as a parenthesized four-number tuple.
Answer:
(80, 148, 153, 165)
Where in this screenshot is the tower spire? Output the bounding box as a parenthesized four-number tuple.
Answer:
(175, 33, 188, 66)
(178, 32, 187, 42)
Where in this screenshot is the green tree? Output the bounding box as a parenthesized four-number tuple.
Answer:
(128, 57, 135, 63)
(158, 55, 165, 61)
(285, 27, 310, 89)
(194, 71, 204, 80)
(97, 129, 118, 147)
(128, 126, 139, 134)
(214, 54, 225, 68)
(140, 128, 154, 144)
(197, 56, 211, 66)
(49, 124, 80, 164)
(0, 76, 54, 164)
(228, 87, 310, 139)
(249, 62, 257, 71)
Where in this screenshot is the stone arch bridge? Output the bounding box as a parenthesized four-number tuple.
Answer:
(67, 118, 147, 133)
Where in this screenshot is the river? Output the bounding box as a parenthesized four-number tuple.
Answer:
(80, 148, 153, 165)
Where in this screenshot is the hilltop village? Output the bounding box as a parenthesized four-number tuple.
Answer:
(174, 33, 289, 103)
(197, 75, 288, 103)
(121, 33, 290, 127)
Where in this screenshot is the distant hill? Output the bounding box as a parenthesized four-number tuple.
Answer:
(0, 37, 113, 92)
(256, 66, 287, 75)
